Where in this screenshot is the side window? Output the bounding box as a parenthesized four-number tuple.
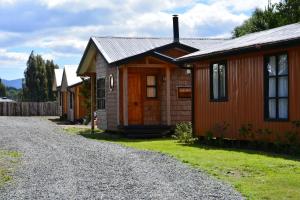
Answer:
(265, 53, 289, 120)
(97, 78, 106, 110)
(146, 75, 157, 98)
(210, 61, 227, 101)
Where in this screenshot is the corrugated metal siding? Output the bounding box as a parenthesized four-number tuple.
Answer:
(194, 46, 300, 142)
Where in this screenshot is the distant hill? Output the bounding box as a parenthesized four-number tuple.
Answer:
(2, 79, 22, 89)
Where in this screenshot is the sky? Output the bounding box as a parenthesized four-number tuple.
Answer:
(0, 0, 279, 80)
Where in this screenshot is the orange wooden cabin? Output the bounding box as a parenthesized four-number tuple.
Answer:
(76, 15, 224, 134)
(60, 66, 88, 122)
(178, 23, 300, 143)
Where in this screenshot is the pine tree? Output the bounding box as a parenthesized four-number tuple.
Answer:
(23, 51, 59, 102)
(0, 78, 7, 97)
(24, 51, 38, 101)
(45, 60, 59, 101)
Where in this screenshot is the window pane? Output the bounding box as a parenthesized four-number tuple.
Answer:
(278, 77, 288, 97)
(268, 99, 276, 119)
(268, 78, 276, 97)
(267, 56, 276, 76)
(279, 98, 288, 119)
(278, 54, 288, 75)
(212, 64, 219, 99)
(147, 76, 156, 86)
(219, 64, 226, 98)
(147, 87, 156, 98)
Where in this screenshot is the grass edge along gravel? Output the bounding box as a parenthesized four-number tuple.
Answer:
(0, 150, 21, 188)
(63, 127, 300, 200)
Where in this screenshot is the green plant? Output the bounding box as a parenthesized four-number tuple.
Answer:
(284, 121, 300, 145)
(173, 122, 197, 144)
(205, 131, 214, 141)
(212, 121, 229, 138)
(239, 124, 254, 139)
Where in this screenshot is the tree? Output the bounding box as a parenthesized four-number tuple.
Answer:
(23, 51, 60, 102)
(0, 78, 7, 97)
(233, 0, 300, 37)
(277, 0, 300, 25)
(24, 51, 37, 101)
(45, 60, 59, 101)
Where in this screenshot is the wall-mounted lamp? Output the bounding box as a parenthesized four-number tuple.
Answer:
(109, 74, 114, 91)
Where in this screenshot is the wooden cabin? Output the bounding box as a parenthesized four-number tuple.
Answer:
(52, 69, 64, 116)
(76, 15, 224, 133)
(61, 66, 87, 122)
(178, 23, 300, 143)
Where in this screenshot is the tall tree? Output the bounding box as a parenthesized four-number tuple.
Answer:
(0, 78, 7, 97)
(45, 60, 59, 101)
(23, 51, 59, 102)
(36, 54, 48, 102)
(24, 51, 38, 101)
(233, 0, 300, 37)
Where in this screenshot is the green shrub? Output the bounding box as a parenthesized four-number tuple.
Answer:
(173, 122, 197, 144)
(239, 124, 254, 139)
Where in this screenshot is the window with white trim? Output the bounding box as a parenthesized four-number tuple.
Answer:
(265, 53, 289, 120)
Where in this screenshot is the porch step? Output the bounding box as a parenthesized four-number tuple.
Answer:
(120, 125, 174, 139)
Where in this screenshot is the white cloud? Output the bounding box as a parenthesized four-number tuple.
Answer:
(1, 0, 278, 78)
(0, 49, 28, 69)
(209, 0, 281, 12)
(39, 0, 194, 12)
(0, 48, 55, 69)
(0, 0, 17, 6)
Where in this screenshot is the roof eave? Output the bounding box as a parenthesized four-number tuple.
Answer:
(177, 37, 300, 63)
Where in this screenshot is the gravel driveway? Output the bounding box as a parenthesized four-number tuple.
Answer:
(0, 117, 243, 200)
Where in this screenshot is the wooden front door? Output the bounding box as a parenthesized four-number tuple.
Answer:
(128, 73, 143, 125)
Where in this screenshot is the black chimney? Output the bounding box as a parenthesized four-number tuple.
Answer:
(173, 15, 179, 43)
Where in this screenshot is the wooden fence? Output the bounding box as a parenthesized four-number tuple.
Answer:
(0, 102, 59, 116)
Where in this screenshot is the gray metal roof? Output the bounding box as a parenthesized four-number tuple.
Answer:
(64, 65, 83, 87)
(179, 23, 300, 60)
(54, 69, 63, 87)
(92, 37, 225, 64)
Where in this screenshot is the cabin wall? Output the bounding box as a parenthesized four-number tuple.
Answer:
(96, 53, 108, 130)
(106, 66, 118, 130)
(77, 85, 87, 120)
(62, 91, 68, 115)
(193, 46, 300, 142)
(57, 90, 62, 116)
(95, 53, 119, 131)
(160, 67, 192, 125)
(67, 87, 75, 122)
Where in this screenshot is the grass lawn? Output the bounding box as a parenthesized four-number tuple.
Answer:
(0, 150, 20, 188)
(64, 127, 300, 200)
